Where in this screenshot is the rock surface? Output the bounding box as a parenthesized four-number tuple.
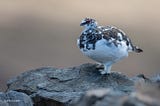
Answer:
(0, 90, 33, 106)
(6, 63, 160, 106)
(75, 86, 160, 106)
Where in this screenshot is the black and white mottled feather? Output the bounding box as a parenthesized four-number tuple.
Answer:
(77, 18, 143, 74)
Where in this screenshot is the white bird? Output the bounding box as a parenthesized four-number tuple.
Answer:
(77, 18, 143, 74)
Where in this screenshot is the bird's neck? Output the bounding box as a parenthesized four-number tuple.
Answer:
(84, 24, 97, 31)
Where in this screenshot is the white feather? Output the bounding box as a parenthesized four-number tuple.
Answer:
(80, 38, 128, 64)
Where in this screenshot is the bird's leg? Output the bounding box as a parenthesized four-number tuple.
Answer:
(100, 63, 112, 74)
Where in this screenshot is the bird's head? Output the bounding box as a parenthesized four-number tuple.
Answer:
(80, 18, 97, 29)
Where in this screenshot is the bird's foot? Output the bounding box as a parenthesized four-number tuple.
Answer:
(99, 69, 110, 75)
(100, 71, 110, 75)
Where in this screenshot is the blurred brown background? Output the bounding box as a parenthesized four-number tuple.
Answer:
(0, 0, 160, 91)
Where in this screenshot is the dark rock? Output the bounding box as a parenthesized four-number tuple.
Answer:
(74, 89, 125, 106)
(75, 73, 160, 106)
(6, 63, 160, 106)
(151, 74, 160, 88)
(6, 63, 134, 106)
(0, 90, 33, 106)
(75, 86, 160, 106)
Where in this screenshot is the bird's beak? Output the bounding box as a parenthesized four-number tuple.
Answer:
(80, 22, 86, 26)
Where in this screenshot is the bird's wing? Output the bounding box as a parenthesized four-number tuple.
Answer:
(99, 26, 143, 53)
(78, 28, 103, 50)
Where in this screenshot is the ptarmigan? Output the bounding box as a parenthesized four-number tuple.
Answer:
(77, 18, 143, 74)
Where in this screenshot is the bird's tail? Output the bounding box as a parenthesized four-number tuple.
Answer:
(133, 46, 143, 53)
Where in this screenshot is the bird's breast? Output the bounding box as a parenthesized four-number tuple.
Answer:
(79, 38, 129, 63)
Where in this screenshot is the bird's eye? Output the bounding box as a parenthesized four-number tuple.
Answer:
(86, 20, 90, 23)
(85, 19, 91, 23)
